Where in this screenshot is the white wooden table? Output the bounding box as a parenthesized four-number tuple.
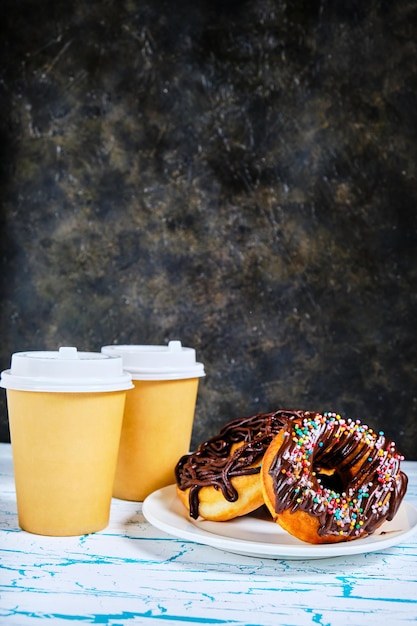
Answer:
(1, 442, 416, 625)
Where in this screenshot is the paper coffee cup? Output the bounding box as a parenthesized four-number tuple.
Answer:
(101, 341, 205, 501)
(0, 347, 133, 536)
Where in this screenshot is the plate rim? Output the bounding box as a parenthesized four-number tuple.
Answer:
(142, 484, 417, 560)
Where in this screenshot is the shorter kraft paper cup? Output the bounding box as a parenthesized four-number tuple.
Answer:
(101, 341, 205, 501)
(0, 347, 133, 536)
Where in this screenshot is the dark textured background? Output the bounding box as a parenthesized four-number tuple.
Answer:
(1, 0, 417, 458)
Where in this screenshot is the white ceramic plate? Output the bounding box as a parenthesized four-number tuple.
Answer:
(142, 484, 417, 560)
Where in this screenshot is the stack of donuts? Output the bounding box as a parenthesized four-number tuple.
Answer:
(175, 409, 408, 544)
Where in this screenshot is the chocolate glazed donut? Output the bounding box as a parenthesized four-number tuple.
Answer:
(262, 411, 408, 543)
(175, 409, 302, 520)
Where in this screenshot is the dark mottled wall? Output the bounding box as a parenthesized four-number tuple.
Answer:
(1, 1, 417, 457)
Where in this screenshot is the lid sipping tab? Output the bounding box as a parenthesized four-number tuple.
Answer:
(58, 346, 79, 359)
(168, 340, 182, 352)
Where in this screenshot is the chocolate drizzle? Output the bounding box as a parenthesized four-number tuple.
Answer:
(268, 412, 408, 540)
(175, 409, 302, 519)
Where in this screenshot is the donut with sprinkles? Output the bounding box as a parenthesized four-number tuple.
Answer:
(261, 411, 408, 544)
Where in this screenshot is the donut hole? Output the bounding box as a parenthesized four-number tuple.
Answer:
(315, 466, 345, 494)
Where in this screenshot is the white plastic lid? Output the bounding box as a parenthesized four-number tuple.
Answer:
(0, 347, 134, 392)
(101, 341, 205, 381)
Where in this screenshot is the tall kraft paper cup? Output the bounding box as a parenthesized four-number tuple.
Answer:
(101, 341, 205, 501)
(0, 347, 133, 536)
